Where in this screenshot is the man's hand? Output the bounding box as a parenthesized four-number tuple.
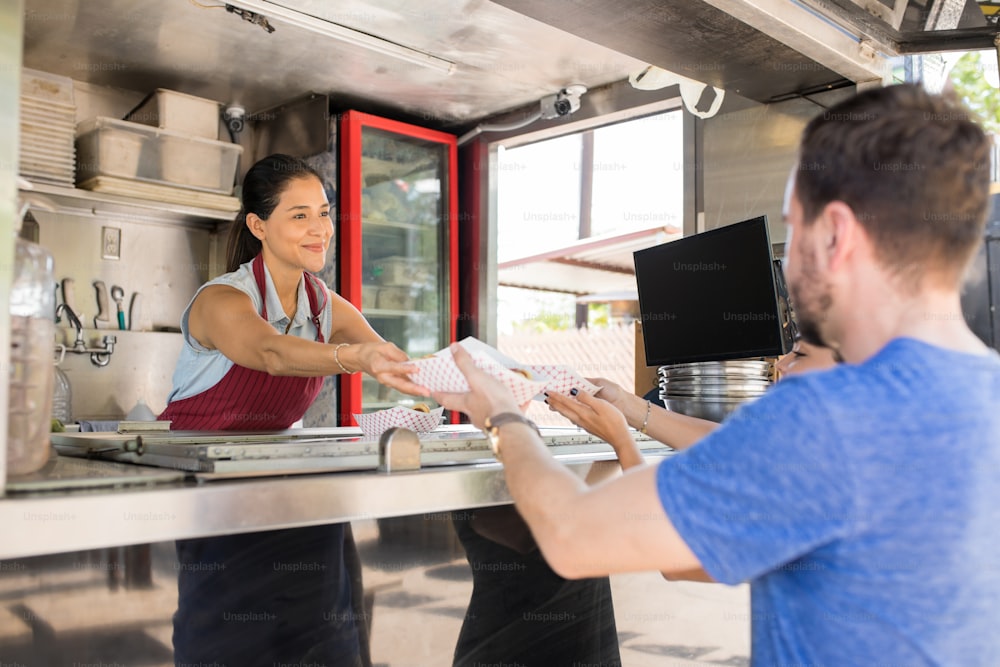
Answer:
(431, 344, 521, 428)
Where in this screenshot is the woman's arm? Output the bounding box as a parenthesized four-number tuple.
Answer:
(589, 379, 717, 451)
(188, 285, 428, 395)
(326, 289, 385, 346)
(325, 291, 431, 395)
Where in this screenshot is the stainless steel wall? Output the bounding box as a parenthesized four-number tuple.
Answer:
(40, 212, 215, 334)
(39, 204, 213, 419)
(701, 89, 857, 241)
(53, 330, 185, 420)
(33, 80, 226, 420)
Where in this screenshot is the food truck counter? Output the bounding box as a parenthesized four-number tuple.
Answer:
(0, 426, 671, 560)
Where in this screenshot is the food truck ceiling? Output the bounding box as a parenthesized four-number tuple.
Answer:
(21, 0, 994, 128)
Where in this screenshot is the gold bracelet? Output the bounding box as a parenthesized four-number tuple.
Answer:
(333, 343, 351, 374)
(640, 399, 651, 434)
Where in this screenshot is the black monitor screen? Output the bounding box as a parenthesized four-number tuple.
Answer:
(634, 216, 785, 365)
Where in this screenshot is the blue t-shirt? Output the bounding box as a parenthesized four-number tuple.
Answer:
(657, 338, 1000, 666)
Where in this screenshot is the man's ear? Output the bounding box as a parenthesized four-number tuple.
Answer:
(246, 213, 266, 241)
(821, 201, 860, 272)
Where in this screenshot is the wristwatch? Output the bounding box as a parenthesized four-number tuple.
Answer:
(484, 412, 541, 461)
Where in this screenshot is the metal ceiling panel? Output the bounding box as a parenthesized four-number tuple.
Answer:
(698, 0, 889, 85)
(489, 0, 853, 102)
(20, 0, 996, 129)
(800, 0, 993, 52)
(21, 0, 648, 125)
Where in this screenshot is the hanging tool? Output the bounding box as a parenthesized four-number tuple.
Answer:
(93, 280, 112, 330)
(111, 284, 126, 330)
(61, 278, 82, 328)
(128, 292, 147, 331)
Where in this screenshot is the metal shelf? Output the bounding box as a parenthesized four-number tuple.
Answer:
(359, 401, 404, 410)
(363, 307, 434, 318)
(18, 180, 237, 229)
(363, 218, 430, 232)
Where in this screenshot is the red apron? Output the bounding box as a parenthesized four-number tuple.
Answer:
(159, 254, 327, 430)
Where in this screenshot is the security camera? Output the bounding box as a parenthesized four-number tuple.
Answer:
(224, 104, 246, 135)
(539, 84, 588, 120)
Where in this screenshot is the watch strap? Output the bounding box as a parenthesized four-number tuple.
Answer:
(485, 412, 540, 435)
(484, 412, 541, 460)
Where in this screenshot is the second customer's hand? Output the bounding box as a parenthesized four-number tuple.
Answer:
(546, 390, 644, 469)
(586, 378, 633, 411)
(546, 390, 630, 446)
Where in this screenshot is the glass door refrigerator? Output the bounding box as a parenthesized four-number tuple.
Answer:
(338, 110, 458, 424)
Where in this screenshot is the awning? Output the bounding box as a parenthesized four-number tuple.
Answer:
(498, 225, 682, 296)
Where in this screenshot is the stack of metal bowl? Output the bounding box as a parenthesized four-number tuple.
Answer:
(658, 359, 773, 423)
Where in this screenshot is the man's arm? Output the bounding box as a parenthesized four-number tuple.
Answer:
(434, 344, 710, 580)
(502, 425, 709, 579)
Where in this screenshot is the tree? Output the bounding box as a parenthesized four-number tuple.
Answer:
(948, 51, 1000, 135)
(513, 310, 573, 333)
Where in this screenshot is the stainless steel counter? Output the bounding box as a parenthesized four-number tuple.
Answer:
(0, 428, 672, 560)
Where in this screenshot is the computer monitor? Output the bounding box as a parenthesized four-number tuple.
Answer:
(634, 216, 788, 366)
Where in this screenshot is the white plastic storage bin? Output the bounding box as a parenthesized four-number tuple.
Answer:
(125, 89, 220, 140)
(21, 67, 75, 105)
(376, 286, 421, 310)
(373, 256, 431, 286)
(362, 284, 379, 309)
(76, 117, 242, 194)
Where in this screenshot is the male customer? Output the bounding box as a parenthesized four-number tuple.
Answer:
(433, 84, 1000, 664)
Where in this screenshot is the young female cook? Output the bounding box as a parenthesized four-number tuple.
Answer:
(162, 154, 428, 665)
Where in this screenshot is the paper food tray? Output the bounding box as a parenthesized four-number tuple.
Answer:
(416, 337, 599, 399)
(353, 406, 445, 438)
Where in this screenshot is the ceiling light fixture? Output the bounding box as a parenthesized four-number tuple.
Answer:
(224, 0, 456, 75)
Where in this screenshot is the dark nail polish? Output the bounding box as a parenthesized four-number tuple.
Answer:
(570, 388, 578, 396)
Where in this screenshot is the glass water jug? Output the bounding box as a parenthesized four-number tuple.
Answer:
(52, 363, 72, 425)
(7, 236, 55, 475)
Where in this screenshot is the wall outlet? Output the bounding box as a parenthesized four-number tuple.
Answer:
(102, 226, 121, 260)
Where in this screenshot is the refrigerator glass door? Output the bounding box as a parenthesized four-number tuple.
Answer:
(345, 119, 456, 415)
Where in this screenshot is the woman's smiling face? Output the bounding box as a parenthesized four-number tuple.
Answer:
(250, 175, 332, 274)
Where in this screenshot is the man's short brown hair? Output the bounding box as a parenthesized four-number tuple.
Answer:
(796, 84, 991, 285)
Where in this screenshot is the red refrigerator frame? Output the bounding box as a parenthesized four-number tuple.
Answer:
(338, 110, 459, 425)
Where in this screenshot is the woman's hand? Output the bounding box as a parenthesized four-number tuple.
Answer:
(587, 378, 629, 411)
(345, 341, 429, 397)
(547, 390, 633, 449)
(547, 390, 645, 469)
(431, 344, 521, 429)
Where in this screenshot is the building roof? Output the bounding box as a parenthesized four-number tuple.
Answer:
(498, 225, 682, 297)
